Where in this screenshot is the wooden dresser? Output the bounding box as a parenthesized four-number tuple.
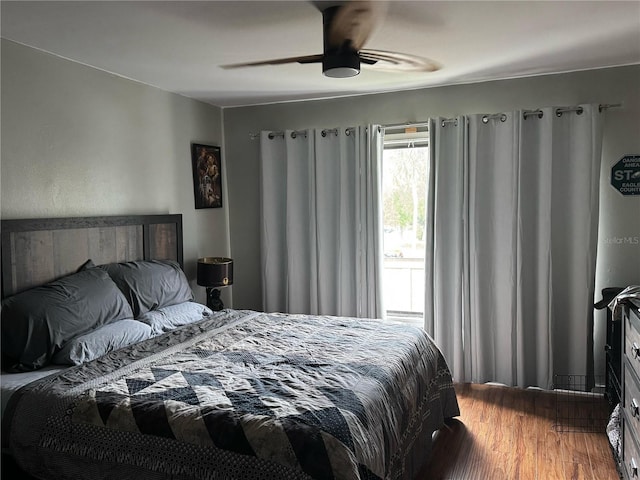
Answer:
(622, 303, 640, 479)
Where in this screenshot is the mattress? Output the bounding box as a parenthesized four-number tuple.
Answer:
(1, 365, 67, 418)
(3, 309, 459, 480)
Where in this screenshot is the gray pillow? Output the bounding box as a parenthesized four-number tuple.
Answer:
(100, 260, 193, 318)
(1, 268, 134, 371)
(137, 301, 212, 335)
(52, 319, 153, 365)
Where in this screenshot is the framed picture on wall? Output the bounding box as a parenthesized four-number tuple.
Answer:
(191, 143, 222, 209)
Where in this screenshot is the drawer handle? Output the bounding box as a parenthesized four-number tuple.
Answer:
(633, 342, 640, 358)
(633, 399, 640, 417)
(630, 458, 638, 477)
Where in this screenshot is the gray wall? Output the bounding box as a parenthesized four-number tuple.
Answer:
(224, 65, 640, 375)
(1, 40, 230, 305)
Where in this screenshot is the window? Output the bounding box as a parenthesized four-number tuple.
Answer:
(382, 126, 429, 326)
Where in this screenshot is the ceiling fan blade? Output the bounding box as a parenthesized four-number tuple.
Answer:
(328, 1, 386, 51)
(221, 54, 324, 69)
(359, 49, 441, 72)
(219, 1, 439, 77)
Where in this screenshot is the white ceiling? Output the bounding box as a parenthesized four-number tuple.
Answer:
(2, 1, 639, 108)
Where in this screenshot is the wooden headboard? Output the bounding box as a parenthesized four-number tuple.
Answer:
(1, 214, 183, 299)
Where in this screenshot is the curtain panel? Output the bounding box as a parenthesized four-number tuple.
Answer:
(425, 105, 603, 389)
(424, 116, 470, 383)
(260, 126, 384, 318)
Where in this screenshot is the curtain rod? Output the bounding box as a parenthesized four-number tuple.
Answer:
(263, 130, 308, 140)
(599, 103, 622, 111)
(521, 103, 622, 119)
(250, 127, 356, 140)
(397, 103, 623, 128)
(438, 104, 622, 126)
(440, 103, 623, 125)
(248, 123, 412, 136)
(251, 103, 621, 138)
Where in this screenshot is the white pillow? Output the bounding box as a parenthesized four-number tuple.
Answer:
(136, 301, 212, 335)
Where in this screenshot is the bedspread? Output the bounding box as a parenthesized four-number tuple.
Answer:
(4, 310, 459, 480)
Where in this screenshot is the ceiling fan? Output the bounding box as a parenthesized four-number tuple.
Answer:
(221, 1, 440, 78)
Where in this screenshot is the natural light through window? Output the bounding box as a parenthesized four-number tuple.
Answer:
(382, 127, 429, 327)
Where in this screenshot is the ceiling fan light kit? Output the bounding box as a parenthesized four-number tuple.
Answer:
(322, 49, 360, 78)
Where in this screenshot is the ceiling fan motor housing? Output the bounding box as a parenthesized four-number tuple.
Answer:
(322, 5, 360, 78)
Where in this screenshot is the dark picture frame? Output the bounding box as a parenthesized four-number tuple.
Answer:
(191, 143, 222, 209)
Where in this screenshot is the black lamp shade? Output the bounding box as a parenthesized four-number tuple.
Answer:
(197, 257, 233, 288)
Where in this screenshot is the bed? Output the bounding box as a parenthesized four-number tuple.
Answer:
(1, 214, 459, 480)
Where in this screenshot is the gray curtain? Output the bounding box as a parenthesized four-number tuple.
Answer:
(425, 105, 603, 388)
(260, 126, 384, 318)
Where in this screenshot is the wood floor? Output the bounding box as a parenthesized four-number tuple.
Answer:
(420, 383, 621, 480)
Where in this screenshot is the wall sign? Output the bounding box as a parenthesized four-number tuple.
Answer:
(611, 155, 640, 196)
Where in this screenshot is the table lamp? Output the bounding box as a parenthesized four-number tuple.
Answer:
(197, 257, 233, 311)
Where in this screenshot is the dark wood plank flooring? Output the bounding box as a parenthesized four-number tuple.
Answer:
(421, 383, 621, 479)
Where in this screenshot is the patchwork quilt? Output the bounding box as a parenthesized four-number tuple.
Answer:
(5, 310, 459, 480)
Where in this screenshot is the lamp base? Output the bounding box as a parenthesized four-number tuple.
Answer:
(206, 287, 224, 311)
